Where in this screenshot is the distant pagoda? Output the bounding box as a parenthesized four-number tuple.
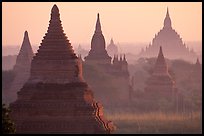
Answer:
(10, 5, 114, 134)
(190, 58, 202, 85)
(84, 13, 112, 66)
(4, 31, 34, 104)
(144, 46, 177, 98)
(139, 8, 197, 62)
(107, 38, 118, 58)
(13, 31, 34, 73)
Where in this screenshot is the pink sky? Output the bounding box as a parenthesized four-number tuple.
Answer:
(2, 2, 202, 46)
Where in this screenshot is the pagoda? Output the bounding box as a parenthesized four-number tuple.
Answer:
(10, 5, 114, 134)
(144, 46, 177, 98)
(107, 38, 118, 58)
(83, 13, 130, 106)
(84, 13, 111, 66)
(3, 31, 34, 104)
(139, 8, 197, 62)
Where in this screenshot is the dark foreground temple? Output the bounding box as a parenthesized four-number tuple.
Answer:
(10, 5, 114, 134)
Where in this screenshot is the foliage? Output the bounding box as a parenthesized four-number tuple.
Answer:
(2, 104, 16, 134)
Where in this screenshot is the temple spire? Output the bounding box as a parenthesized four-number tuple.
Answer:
(195, 58, 201, 70)
(95, 13, 102, 33)
(164, 7, 172, 29)
(110, 38, 114, 44)
(19, 30, 34, 58)
(154, 46, 168, 75)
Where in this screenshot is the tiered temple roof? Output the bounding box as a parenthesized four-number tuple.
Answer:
(145, 46, 176, 95)
(10, 5, 114, 134)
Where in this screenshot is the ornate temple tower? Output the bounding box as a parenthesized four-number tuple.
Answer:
(144, 46, 177, 98)
(107, 38, 118, 58)
(3, 31, 34, 104)
(139, 8, 197, 62)
(10, 5, 114, 134)
(84, 13, 111, 66)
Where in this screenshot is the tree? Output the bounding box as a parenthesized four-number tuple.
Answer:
(2, 104, 16, 134)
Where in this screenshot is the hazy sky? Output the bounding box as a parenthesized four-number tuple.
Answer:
(2, 2, 202, 46)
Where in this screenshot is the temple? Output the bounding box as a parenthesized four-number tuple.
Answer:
(138, 8, 197, 62)
(83, 13, 130, 106)
(144, 46, 177, 99)
(10, 5, 114, 134)
(3, 31, 34, 104)
(107, 38, 118, 58)
(84, 13, 112, 66)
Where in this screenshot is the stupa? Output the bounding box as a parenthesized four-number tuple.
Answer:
(84, 13, 112, 66)
(3, 31, 34, 104)
(107, 38, 118, 58)
(83, 13, 130, 106)
(144, 46, 177, 98)
(10, 5, 114, 134)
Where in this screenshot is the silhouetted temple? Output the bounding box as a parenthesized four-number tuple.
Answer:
(83, 13, 129, 105)
(139, 8, 197, 62)
(3, 31, 34, 104)
(10, 5, 114, 134)
(107, 38, 118, 58)
(13, 31, 34, 73)
(194, 58, 202, 73)
(84, 13, 112, 66)
(144, 46, 177, 99)
(84, 13, 129, 76)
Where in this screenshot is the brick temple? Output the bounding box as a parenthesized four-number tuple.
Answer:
(10, 5, 114, 134)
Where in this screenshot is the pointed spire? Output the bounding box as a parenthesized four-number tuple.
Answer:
(51, 4, 60, 20)
(167, 7, 169, 16)
(195, 58, 201, 67)
(110, 38, 114, 44)
(13, 30, 34, 72)
(95, 13, 102, 33)
(196, 58, 200, 65)
(154, 46, 168, 75)
(164, 7, 172, 28)
(19, 30, 34, 57)
(195, 58, 201, 71)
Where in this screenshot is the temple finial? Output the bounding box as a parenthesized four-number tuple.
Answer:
(164, 7, 172, 28)
(51, 4, 60, 20)
(24, 31, 28, 37)
(52, 4, 59, 13)
(95, 13, 102, 33)
(167, 7, 169, 16)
